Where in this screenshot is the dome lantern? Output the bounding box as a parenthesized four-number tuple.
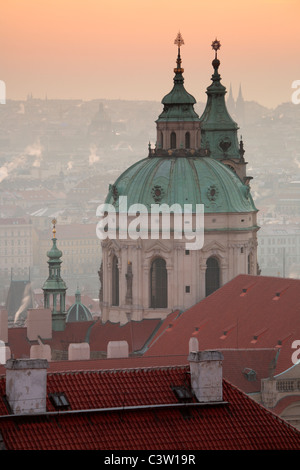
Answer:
(155, 33, 201, 154)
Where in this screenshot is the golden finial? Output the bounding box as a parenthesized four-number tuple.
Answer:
(174, 31, 184, 73)
(174, 31, 184, 49)
(52, 218, 57, 239)
(211, 38, 221, 57)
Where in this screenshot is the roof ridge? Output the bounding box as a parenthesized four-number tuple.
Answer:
(47, 364, 189, 377)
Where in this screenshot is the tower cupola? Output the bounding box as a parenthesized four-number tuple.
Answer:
(155, 32, 201, 154)
(42, 219, 67, 331)
(199, 39, 250, 182)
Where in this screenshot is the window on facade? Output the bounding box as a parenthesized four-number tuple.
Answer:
(112, 255, 119, 306)
(170, 132, 176, 149)
(185, 132, 190, 149)
(205, 257, 220, 297)
(150, 258, 167, 308)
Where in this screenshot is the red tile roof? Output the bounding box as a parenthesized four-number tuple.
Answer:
(0, 365, 300, 450)
(0, 347, 276, 396)
(46, 349, 278, 393)
(145, 275, 300, 376)
(44, 347, 278, 394)
(88, 318, 163, 353)
(6, 317, 163, 358)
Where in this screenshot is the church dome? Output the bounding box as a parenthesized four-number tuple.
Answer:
(66, 288, 93, 323)
(105, 155, 257, 214)
(105, 35, 256, 216)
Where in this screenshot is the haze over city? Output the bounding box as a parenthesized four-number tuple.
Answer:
(2, 0, 300, 453)
(2, 0, 300, 108)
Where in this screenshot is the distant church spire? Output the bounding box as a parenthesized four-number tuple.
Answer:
(227, 83, 235, 115)
(236, 83, 245, 125)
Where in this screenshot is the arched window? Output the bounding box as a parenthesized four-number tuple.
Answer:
(185, 131, 190, 149)
(170, 132, 176, 149)
(205, 257, 220, 297)
(150, 258, 167, 308)
(112, 255, 119, 306)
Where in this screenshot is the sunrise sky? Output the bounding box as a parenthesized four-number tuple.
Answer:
(1, 0, 299, 108)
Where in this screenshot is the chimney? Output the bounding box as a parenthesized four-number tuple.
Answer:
(107, 340, 129, 358)
(5, 358, 49, 415)
(26, 308, 52, 341)
(188, 350, 224, 403)
(68, 342, 90, 361)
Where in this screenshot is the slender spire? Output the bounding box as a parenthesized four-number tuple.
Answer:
(211, 38, 222, 82)
(174, 31, 184, 74)
(237, 83, 244, 101)
(75, 285, 81, 303)
(52, 218, 57, 239)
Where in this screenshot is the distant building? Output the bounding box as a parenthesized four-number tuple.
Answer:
(0, 217, 33, 281)
(257, 224, 300, 277)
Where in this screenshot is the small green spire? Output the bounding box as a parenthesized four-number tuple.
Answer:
(75, 285, 81, 303)
(42, 219, 67, 331)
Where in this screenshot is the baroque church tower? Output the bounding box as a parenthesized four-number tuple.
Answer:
(42, 219, 67, 331)
(99, 35, 258, 324)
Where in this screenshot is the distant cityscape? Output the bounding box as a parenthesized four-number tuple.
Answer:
(1, 91, 300, 314)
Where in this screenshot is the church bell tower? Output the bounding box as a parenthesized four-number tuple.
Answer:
(42, 219, 67, 331)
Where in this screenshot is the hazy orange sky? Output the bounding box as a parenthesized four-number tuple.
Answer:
(1, 0, 299, 108)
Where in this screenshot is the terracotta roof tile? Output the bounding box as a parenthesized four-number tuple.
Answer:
(0, 366, 300, 450)
(144, 275, 300, 375)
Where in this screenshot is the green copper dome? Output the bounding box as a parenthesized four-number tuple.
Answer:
(105, 155, 257, 214)
(46, 238, 62, 261)
(66, 287, 93, 323)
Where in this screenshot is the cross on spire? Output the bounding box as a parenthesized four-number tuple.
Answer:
(174, 31, 184, 49)
(52, 218, 57, 239)
(211, 38, 221, 58)
(174, 32, 184, 73)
